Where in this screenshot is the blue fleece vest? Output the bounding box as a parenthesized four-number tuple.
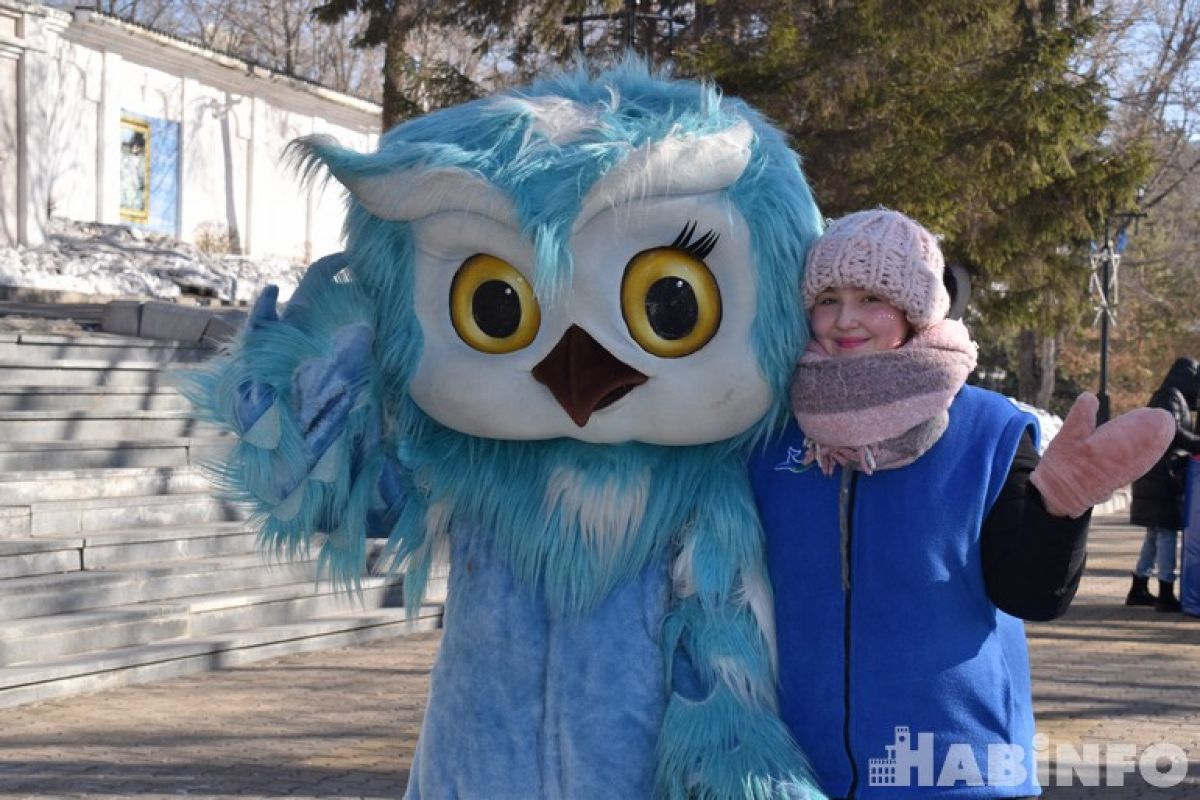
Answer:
(750, 386, 1039, 799)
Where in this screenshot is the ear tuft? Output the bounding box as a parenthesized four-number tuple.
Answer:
(286, 134, 360, 193)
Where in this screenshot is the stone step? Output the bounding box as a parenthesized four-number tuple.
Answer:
(0, 332, 212, 364)
(0, 410, 219, 442)
(0, 605, 190, 666)
(0, 386, 189, 412)
(0, 506, 29, 536)
(9, 491, 246, 536)
(0, 522, 258, 578)
(0, 465, 207, 504)
(0, 437, 231, 471)
(0, 601, 443, 708)
(0, 576, 404, 666)
(0, 538, 82, 579)
(0, 358, 173, 388)
(0, 321, 447, 711)
(0, 553, 314, 622)
(80, 522, 259, 568)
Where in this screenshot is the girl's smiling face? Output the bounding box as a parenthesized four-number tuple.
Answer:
(810, 286, 911, 357)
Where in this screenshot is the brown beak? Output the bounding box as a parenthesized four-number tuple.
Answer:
(532, 325, 648, 427)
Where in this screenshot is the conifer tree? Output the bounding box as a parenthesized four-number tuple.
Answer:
(310, 1, 578, 128)
(681, 0, 1150, 407)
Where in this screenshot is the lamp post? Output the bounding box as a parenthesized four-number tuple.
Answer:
(1092, 191, 1146, 424)
(563, 1, 688, 65)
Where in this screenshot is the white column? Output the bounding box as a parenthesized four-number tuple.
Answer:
(95, 48, 122, 224)
(177, 75, 198, 242)
(243, 93, 260, 255)
(17, 8, 72, 245)
(14, 9, 41, 246)
(0, 9, 24, 248)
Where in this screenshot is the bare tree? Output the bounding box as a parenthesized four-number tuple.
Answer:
(171, 0, 250, 52)
(1099, 1, 1200, 216)
(53, 0, 383, 102)
(89, 0, 175, 28)
(220, 0, 310, 74)
(1058, 0, 1200, 410)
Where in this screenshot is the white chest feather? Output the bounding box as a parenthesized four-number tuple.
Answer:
(542, 465, 650, 557)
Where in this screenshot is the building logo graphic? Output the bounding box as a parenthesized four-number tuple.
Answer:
(867, 726, 908, 786)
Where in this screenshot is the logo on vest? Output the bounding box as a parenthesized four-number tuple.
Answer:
(773, 446, 813, 474)
(869, 726, 1187, 789)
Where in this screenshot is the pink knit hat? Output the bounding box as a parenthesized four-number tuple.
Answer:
(803, 209, 951, 329)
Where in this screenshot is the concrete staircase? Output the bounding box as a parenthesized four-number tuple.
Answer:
(0, 328, 442, 709)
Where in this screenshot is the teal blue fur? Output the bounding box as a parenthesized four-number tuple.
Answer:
(655, 457, 807, 798)
(397, 425, 733, 615)
(188, 61, 826, 799)
(178, 277, 385, 592)
(658, 689, 816, 800)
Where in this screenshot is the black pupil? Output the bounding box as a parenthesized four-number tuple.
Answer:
(472, 279, 522, 338)
(645, 277, 698, 340)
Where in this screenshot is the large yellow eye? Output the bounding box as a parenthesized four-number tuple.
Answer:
(621, 248, 722, 358)
(450, 254, 540, 354)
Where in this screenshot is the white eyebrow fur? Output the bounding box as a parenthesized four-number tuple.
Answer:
(340, 121, 753, 231)
(492, 95, 604, 147)
(341, 166, 519, 227)
(573, 121, 755, 232)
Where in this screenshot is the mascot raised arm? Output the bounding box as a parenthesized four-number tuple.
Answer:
(185, 63, 825, 800)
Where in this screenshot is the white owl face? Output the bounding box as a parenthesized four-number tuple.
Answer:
(348, 123, 773, 445)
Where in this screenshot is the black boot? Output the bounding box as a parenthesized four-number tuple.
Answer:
(1156, 581, 1183, 613)
(1125, 575, 1157, 607)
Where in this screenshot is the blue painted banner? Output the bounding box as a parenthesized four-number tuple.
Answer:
(120, 111, 179, 236)
(1181, 457, 1200, 615)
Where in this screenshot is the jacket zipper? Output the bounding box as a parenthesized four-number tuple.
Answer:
(840, 468, 860, 799)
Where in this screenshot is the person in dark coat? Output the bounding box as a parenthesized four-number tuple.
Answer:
(1128, 356, 1200, 611)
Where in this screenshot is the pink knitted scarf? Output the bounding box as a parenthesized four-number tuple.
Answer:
(790, 319, 978, 475)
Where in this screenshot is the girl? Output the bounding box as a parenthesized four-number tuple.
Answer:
(749, 209, 1172, 799)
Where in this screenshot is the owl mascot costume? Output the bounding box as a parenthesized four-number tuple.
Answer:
(185, 63, 825, 800)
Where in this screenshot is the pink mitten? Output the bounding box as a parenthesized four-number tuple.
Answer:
(1030, 392, 1175, 518)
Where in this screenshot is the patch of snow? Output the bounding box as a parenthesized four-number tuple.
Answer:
(0, 219, 308, 303)
(1007, 398, 1063, 453)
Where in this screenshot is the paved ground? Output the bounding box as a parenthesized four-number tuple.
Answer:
(1024, 515, 1200, 798)
(0, 514, 1196, 799)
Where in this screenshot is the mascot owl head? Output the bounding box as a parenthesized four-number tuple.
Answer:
(295, 61, 821, 451)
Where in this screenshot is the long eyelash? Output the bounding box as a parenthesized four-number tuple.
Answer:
(671, 220, 720, 260)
